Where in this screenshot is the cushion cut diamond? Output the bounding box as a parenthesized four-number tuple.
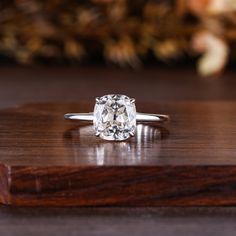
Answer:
(93, 94, 136, 141)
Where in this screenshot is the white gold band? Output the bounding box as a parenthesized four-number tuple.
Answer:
(64, 112, 170, 123)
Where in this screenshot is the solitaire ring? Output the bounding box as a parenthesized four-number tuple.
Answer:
(64, 94, 170, 141)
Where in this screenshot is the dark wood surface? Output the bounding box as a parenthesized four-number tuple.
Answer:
(1, 67, 236, 234)
(1, 101, 236, 206)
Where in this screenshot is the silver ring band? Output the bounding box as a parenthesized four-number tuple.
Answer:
(64, 94, 170, 141)
(64, 112, 170, 123)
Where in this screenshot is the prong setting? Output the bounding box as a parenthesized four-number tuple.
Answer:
(95, 97, 101, 104)
(130, 98, 135, 104)
(129, 131, 135, 137)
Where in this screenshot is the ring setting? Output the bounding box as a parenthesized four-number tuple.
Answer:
(64, 94, 169, 141)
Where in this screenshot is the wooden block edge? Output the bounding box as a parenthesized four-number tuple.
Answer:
(0, 164, 10, 205)
(2, 165, 236, 207)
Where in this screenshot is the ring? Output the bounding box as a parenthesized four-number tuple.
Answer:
(64, 94, 170, 141)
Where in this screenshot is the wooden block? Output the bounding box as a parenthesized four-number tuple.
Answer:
(0, 101, 236, 206)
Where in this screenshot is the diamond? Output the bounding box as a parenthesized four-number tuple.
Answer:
(93, 94, 136, 141)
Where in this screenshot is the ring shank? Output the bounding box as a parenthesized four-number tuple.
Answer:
(64, 112, 94, 121)
(136, 113, 169, 123)
(64, 112, 170, 123)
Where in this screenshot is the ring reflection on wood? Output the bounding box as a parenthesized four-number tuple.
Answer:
(63, 124, 169, 166)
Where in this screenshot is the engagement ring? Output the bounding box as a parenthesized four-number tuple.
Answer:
(64, 94, 170, 141)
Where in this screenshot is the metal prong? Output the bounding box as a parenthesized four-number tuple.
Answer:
(95, 131, 101, 137)
(129, 131, 135, 137)
(130, 98, 135, 104)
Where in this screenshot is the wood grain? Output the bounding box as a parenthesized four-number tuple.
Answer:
(0, 101, 236, 206)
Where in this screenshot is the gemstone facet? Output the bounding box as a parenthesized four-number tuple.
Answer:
(93, 94, 136, 141)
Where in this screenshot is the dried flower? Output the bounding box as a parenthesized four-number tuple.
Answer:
(104, 37, 141, 68)
(64, 39, 85, 60)
(153, 39, 185, 61)
(107, 0, 127, 22)
(192, 31, 229, 76)
(207, 0, 236, 15)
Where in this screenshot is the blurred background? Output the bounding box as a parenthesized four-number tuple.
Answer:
(0, 0, 236, 76)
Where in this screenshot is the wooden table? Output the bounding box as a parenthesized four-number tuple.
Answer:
(0, 66, 236, 235)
